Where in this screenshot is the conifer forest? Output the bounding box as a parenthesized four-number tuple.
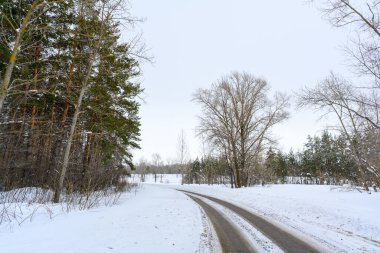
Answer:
(0, 0, 142, 202)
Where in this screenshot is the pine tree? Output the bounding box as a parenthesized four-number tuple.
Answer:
(0, 0, 143, 201)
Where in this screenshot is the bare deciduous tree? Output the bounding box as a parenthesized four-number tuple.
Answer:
(177, 129, 189, 164)
(193, 72, 290, 187)
(151, 153, 162, 183)
(314, 0, 380, 88)
(298, 73, 380, 188)
(302, 1, 380, 188)
(151, 153, 162, 167)
(176, 129, 189, 182)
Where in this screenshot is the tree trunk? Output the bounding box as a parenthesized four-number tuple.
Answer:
(0, 1, 40, 114)
(230, 167, 234, 188)
(53, 58, 94, 203)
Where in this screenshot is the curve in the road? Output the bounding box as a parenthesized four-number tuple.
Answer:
(186, 194, 256, 253)
(181, 190, 321, 253)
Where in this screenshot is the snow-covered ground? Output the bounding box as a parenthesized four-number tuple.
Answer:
(1, 174, 379, 252)
(130, 173, 183, 185)
(175, 183, 380, 252)
(131, 174, 380, 251)
(0, 184, 210, 253)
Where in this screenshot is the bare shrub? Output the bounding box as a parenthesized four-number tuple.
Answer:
(0, 180, 138, 225)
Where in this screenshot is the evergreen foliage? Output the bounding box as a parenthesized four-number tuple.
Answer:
(184, 156, 231, 185)
(0, 0, 142, 195)
(265, 131, 361, 185)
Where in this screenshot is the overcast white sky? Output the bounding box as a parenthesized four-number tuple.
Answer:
(128, 0, 352, 163)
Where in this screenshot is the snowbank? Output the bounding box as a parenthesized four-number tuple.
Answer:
(0, 185, 207, 253)
(176, 184, 380, 252)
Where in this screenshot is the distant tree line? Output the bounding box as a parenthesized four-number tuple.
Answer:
(135, 163, 185, 175)
(184, 131, 378, 191)
(184, 156, 231, 185)
(0, 0, 142, 202)
(264, 131, 363, 186)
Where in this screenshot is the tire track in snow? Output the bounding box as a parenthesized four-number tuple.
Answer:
(186, 194, 257, 253)
(196, 204, 221, 253)
(180, 190, 322, 253)
(199, 195, 283, 253)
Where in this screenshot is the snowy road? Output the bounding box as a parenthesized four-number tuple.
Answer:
(174, 182, 380, 253)
(1, 177, 379, 253)
(186, 193, 256, 252)
(182, 190, 321, 253)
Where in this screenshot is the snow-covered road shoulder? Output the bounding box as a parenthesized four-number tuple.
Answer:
(0, 185, 208, 253)
(175, 184, 380, 252)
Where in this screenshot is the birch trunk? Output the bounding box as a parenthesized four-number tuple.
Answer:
(0, 1, 40, 114)
(53, 58, 94, 203)
(52, 0, 116, 203)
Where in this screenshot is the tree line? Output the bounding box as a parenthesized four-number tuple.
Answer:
(184, 156, 231, 186)
(264, 131, 362, 186)
(189, 1, 380, 190)
(184, 130, 377, 191)
(0, 0, 142, 202)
